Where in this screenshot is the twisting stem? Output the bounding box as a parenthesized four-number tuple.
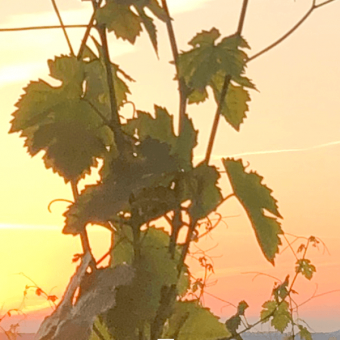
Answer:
(204, 0, 249, 163)
(248, 0, 338, 62)
(161, 0, 188, 134)
(51, 0, 75, 55)
(248, 6, 313, 62)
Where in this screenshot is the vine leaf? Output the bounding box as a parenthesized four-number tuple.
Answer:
(163, 301, 232, 340)
(9, 55, 112, 182)
(96, 2, 143, 43)
(188, 163, 222, 220)
(123, 106, 197, 170)
(134, 6, 158, 53)
(237, 300, 249, 316)
(297, 325, 313, 340)
(177, 28, 222, 91)
(188, 88, 208, 104)
(177, 28, 254, 130)
(85, 38, 133, 112)
(273, 275, 290, 301)
(89, 317, 113, 340)
(225, 315, 242, 338)
(63, 137, 178, 234)
(224, 300, 248, 339)
(210, 71, 250, 131)
(173, 113, 198, 170)
(295, 259, 316, 280)
(106, 226, 189, 338)
(223, 158, 283, 264)
(97, 0, 166, 53)
(261, 300, 291, 333)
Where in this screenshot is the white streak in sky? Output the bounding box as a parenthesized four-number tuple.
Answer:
(226, 140, 340, 158)
(195, 140, 340, 161)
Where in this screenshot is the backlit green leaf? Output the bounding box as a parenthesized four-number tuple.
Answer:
(210, 71, 250, 131)
(261, 300, 291, 333)
(163, 301, 232, 340)
(96, 2, 142, 43)
(9, 55, 112, 182)
(178, 29, 250, 93)
(295, 259, 316, 280)
(223, 158, 283, 264)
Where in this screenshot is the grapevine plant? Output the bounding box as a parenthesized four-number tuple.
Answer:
(7, 0, 337, 339)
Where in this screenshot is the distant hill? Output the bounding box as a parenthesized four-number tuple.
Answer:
(0, 330, 338, 339)
(242, 330, 340, 340)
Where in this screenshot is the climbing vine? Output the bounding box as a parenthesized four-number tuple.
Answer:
(5, 0, 339, 339)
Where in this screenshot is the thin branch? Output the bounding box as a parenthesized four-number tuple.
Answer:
(237, 0, 249, 34)
(77, 0, 104, 59)
(248, 7, 313, 62)
(51, 0, 75, 55)
(95, 22, 125, 150)
(205, 0, 249, 163)
(283, 234, 299, 261)
(315, 0, 338, 8)
(241, 271, 282, 283)
(161, 0, 188, 134)
(205, 75, 231, 163)
(0, 24, 88, 33)
(248, 0, 339, 63)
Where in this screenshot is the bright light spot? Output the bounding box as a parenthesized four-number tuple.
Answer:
(0, 63, 46, 87)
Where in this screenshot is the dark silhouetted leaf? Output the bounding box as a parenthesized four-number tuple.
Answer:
(223, 158, 283, 264)
(105, 226, 189, 338)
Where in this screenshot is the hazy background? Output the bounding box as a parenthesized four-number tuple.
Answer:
(0, 0, 339, 333)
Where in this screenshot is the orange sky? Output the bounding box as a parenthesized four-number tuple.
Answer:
(1, 0, 340, 334)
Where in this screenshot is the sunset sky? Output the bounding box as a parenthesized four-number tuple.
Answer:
(1, 0, 340, 334)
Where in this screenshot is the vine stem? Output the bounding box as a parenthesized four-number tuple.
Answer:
(205, 0, 339, 163)
(248, 0, 338, 62)
(204, 0, 249, 163)
(77, 0, 104, 59)
(71, 180, 96, 271)
(51, 0, 75, 56)
(0, 24, 88, 32)
(161, 0, 188, 134)
(50, 0, 98, 271)
(90, 0, 125, 151)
